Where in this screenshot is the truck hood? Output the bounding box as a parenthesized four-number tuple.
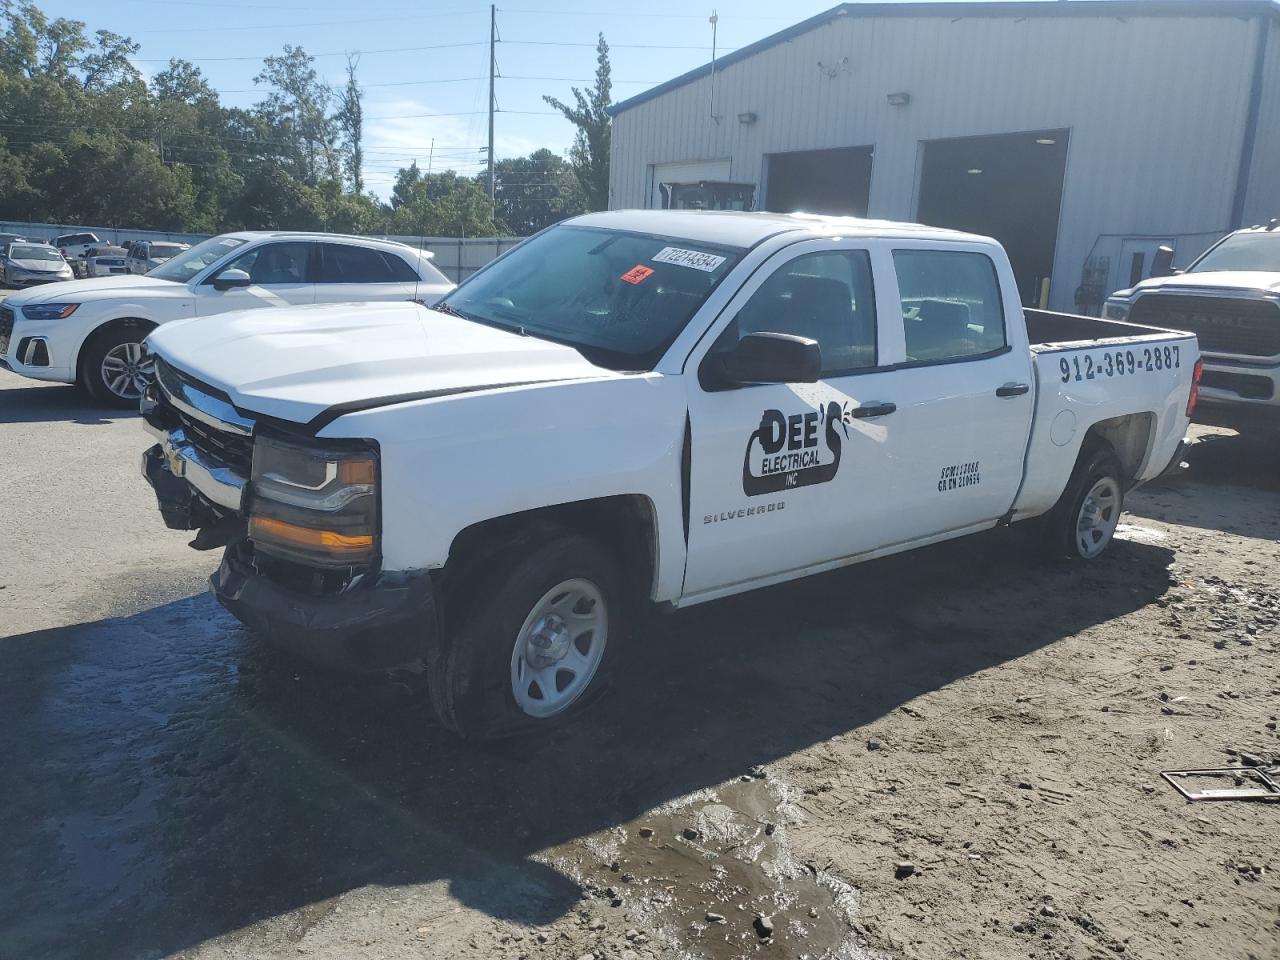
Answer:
(5, 274, 181, 306)
(146, 301, 617, 428)
(1115, 271, 1280, 299)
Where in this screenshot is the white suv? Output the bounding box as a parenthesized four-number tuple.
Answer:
(0, 232, 454, 406)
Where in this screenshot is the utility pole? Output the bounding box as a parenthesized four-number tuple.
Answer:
(488, 3, 497, 216)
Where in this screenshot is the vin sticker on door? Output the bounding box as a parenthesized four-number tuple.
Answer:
(652, 247, 726, 272)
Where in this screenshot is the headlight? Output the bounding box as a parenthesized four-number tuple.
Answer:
(21, 303, 79, 320)
(248, 434, 379, 568)
(1103, 301, 1130, 322)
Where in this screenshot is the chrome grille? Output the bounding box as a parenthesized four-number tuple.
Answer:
(176, 409, 254, 475)
(1131, 294, 1280, 357)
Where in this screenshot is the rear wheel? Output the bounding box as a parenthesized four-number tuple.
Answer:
(80, 323, 155, 408)
(429, 528, 625, 739)
(1042, 442, 1125, 561)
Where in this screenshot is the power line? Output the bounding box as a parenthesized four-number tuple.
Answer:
(131, 41, 486, 64)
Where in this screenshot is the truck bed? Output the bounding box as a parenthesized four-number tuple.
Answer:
(1023, 308, 1189, 348)
(1010, 309, 1199, 524)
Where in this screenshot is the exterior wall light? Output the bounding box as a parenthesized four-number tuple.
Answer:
(887, 92, 911, 107)
(738, 112, 758, 124)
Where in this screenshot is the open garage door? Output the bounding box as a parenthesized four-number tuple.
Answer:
(916, 129, 1069, 307)
(765, 146, 873, 217)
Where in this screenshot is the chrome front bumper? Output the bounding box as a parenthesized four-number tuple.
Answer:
(142, 419, 246, 512)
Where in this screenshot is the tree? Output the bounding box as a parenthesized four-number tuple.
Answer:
(543, 33, 611, 211)
(336, 54, 363, 194)
(489, 148, 586, 235)
(388, 164, 501, 237)
(254, 45, 336, 184)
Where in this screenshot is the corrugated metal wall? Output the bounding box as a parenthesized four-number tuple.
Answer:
(610, 12, 1270, 310)
(1242, 21, 1280, 224)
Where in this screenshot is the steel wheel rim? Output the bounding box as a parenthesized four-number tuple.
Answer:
(100, 341, 154, 400)
(510, 578, 608, 718)
(1076, 476, 1121, 558)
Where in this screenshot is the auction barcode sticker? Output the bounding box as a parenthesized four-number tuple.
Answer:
(652, 246, 727, 272)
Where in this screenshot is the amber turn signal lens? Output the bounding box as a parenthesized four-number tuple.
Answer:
(249, 516, 374, 556)
(338, 458, 377, 485)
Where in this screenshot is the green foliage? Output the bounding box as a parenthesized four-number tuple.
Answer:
(0, 2, 587, 235)
(543, 33, 611, 212)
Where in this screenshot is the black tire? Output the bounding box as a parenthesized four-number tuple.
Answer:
(429, 527, 627, 739)
(79, 322, 154, 408)
(1042, 441, 1125, 561)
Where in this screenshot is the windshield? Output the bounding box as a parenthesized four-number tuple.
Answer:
(149, 244, 184, 259)
(9, 245, 62, 262)
(149, 235, 247, 282)
(441, 225, 743, 369)
(1188, 232, 1280, 273)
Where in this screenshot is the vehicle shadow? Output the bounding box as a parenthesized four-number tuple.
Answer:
(0, 529, 1176, 959)
(0, 380, 128, 426)
(1128, 428, 1280, 539)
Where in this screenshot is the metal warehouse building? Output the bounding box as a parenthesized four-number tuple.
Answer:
(607, 0, 1280, 313)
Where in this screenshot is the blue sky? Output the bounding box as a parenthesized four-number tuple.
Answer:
(35, 0, 866, 197)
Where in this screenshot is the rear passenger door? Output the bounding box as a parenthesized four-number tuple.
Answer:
(879, 244, 1035, 541)
(313, 242, 421, 303)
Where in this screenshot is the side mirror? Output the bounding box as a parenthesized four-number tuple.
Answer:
(710, 332, 822, 387)
(212, 268, 251, 291)
(1150, 245, 1176, 278)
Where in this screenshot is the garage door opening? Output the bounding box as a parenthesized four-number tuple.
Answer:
(765, 146, 873, 217)
(916, 129, 1069, 306)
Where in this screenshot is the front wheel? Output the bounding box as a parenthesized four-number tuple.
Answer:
(429, 529, 625, 739)
(1042, 443, 1125, 561)
(80, 324, 155, 408)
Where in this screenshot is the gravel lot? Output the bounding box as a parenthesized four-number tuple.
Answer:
(1, 368, 1278, 960)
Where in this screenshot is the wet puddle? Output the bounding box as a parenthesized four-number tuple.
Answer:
(541, 771, 878, 959)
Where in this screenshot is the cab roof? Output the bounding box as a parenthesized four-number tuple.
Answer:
(566, 209, 987, 249)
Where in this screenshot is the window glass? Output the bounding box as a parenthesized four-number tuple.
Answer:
(221, 242, 312, 285)
(316, 243, 401, 283)
(714, 250, 877, 376)
(9, 244, 62, 262)
(893, 250, 1005, 362)
(381, 251, 424, 282)
(442, 225, 742, 370)
(1188, 232, 1280, 273)
(151, 235, 247, 282)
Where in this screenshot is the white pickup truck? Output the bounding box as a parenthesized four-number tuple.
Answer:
(1105, 223, 1280, 425)
(139, 211, 1201, 738)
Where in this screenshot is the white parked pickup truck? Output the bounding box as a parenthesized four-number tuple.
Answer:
(139, 211, 1201, 738)
(0, 231, 453, 407)
(1105, 223, 1280, 425)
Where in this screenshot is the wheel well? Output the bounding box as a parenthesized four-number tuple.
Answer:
(76, 317, 157, 379)
(445, 495, 659, 604)
(1082, 412, 1154, 482)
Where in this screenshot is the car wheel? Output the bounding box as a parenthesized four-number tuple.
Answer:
(1042, 442, 1125, 561)
(430, 527, 625, 739)
(80, 324, 155, 408)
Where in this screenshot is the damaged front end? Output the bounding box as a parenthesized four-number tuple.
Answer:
(139, 354, 438, 671)
(140, 358, 252, 550)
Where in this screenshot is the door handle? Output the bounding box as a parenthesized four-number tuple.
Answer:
(850, 401, 897, 419)
(996, 382, 1030, 398)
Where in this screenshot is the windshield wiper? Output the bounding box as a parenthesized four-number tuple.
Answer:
(432, 300, 471, 319)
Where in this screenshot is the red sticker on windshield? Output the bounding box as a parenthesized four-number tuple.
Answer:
(621, 264, 655, 285)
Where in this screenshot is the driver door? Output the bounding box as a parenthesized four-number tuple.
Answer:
(682, 240, 902, 598)
(196, 241, 317, 316)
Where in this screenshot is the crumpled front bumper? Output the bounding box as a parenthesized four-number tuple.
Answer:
(211, 540, 440, 672)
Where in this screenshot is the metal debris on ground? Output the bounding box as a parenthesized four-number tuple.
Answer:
(1160, 765, 1280, 802)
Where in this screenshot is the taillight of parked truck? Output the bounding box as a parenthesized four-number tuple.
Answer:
(1187, 357, 1204, 418)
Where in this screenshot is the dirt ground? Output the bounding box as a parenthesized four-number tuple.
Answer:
(1, 369, 1278, 960)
